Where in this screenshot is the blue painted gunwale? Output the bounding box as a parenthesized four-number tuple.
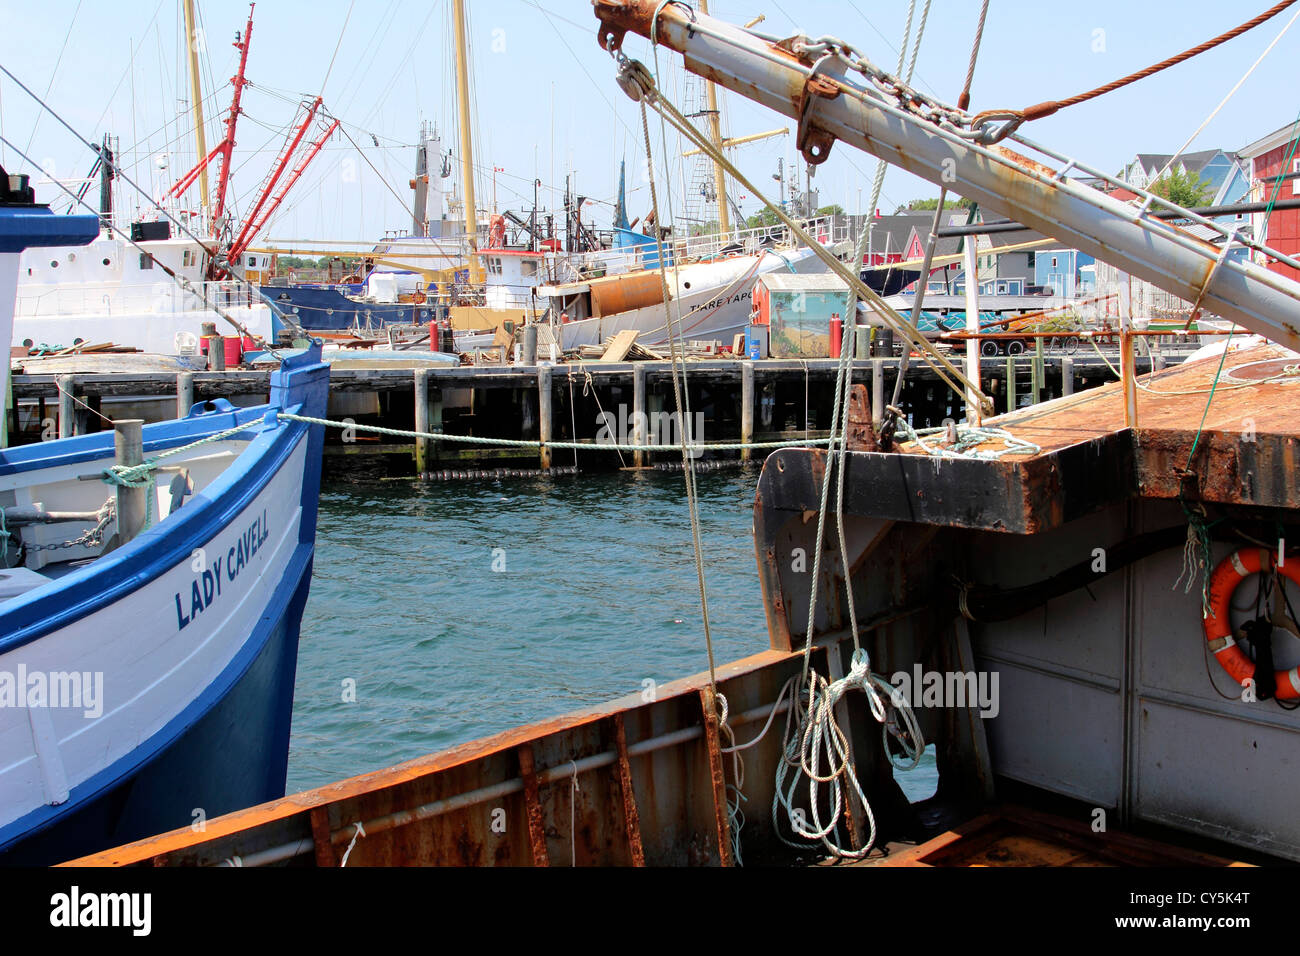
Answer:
(0, 404, 302, 651)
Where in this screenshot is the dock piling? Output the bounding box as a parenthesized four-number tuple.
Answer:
(177, 372, 195, 418)
(1062, 356, 1074, 397)
(740, 362, 754, 461)
(537, 366, 553, 470)
(57, 375, 76, 438)
(871, 359, 884, 422)
(633, 363, 647, 468)
(414, 368, 432, 474)
(113, 419, 147, 546)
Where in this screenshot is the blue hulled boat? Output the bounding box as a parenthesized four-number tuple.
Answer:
(0, 166, 328, 865)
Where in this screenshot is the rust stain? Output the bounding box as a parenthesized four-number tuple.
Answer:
(613, 714, 647, 866)
(698, 687, 735, 867)
(516, 744, 551, 867)
(309, 806, 337, 868)
(63, 648, 802, 867)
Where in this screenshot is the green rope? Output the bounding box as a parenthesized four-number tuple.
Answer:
(1175, 111, 1300, 608)
(892, 418, 1041, 460)
(100, 421, 256, 530)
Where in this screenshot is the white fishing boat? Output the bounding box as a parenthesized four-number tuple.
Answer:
(0, 165, 329, 865)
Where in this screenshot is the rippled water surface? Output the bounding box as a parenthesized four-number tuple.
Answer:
(287, 465, 937, 802)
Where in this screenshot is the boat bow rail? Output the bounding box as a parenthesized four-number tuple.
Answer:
(592, 1, 1300, 350)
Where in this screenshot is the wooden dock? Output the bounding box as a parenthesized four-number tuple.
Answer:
(4, 350, 1178, 474)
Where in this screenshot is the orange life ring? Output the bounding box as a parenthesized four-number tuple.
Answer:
(1203, 548, 1300, 699)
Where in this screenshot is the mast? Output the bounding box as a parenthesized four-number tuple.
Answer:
(697, 0, 730, 235)
(182, 0, 211, 227)
(98, 135, 115, 235)
(452, 0, 482, 283)
(213, 3, 255, 238)
(412, 121, 430, 236)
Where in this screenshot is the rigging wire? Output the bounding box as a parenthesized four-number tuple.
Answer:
(1149, 4, 1300, 189)
(989, 0, 1299, 127)
(21, 0, 84, 161)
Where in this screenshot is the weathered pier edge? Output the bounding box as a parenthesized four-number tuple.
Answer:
(8, 353, 1164, 474)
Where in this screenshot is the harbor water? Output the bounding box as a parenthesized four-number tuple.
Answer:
(288, 464, 938, 801)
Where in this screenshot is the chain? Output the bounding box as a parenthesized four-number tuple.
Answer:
(784, 35, 1005, 139)
(17, 500, 115, 554)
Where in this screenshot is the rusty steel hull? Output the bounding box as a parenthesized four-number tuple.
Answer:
(69, 344, 1300, 867)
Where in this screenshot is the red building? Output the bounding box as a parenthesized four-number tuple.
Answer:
(1240, 124, 1300, 283)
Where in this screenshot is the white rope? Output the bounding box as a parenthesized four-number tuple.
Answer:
(892, 417, 1041, 460)
(339, 820, 365, 867)
(569, 760, 581, 867)
(276, 411, 833, 453)
(1151, 5, 1300, 189)
(771, 648, 923, 859)
(611, 45, 933, 863)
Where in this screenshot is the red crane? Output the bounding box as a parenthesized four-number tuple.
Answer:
(224, 97, 339, 270)
(164, 2, 255, 237)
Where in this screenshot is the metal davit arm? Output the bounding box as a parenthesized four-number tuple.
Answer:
(593, 0, 1300, 351)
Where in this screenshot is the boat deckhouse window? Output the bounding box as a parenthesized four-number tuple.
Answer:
(182, 250, 194, 267)
(1294, 158, 1299, 196)
(140, 253, 154, 270)
(487, 256, 503, 275)
(520, 259, 537, 277)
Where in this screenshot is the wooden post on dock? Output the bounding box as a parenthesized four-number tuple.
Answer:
(1062, 356, 1074, 397)
(1004, 356, 1015, 415)
(414, 368, 431, 475)
(871, 359, 884, 422)
(177, 372, 195, 418)
(1, 375, 10, 448)
(113, 419, 148, 546)
(632, 363, 647, 468)
(537, 366, 553, 470)
(57, 375, 76, 438)
(1032, 338, 1044, 404)
(740, 362, 754, 461)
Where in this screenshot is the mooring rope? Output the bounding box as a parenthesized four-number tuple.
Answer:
(619, 42, 927, 862)
(276, 411, 832, 453)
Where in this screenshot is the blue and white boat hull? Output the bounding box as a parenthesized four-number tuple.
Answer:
(0, 178, 329, 864)
(0, 358, 328, 865)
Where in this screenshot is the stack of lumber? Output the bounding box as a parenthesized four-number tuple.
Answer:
(573, 330, 665, 362)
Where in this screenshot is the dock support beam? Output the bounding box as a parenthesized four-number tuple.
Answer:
(632, 363, 647, 468)
(1032, 338, 1044, 404)
(177, 372, 194, 418)
(113, 419, 148, 546)
(57, 375, 76, 438)
(871, 359, 884, 422)
(537, 366, 553, 470)
(963, 238, 982, 426)
(414, 368, 432, 475)
(1004, 356, 1015, 415)
(740, 362, 754, 461)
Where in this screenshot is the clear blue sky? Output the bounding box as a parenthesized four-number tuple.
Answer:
(1, 0, 1296, 242)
